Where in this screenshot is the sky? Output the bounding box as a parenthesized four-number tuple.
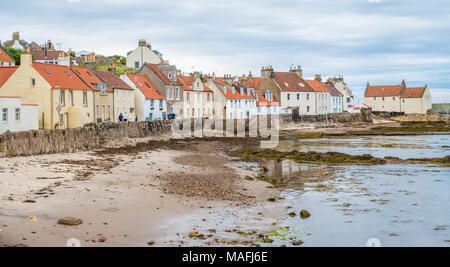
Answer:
(1, 0, 449, 103)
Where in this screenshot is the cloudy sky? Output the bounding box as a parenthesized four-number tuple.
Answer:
(1, 0, 449, 102)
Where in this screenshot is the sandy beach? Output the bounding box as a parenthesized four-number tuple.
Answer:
(0, 136, 281, 247)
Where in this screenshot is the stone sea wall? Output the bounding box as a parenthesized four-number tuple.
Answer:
(285, 108, 373, 124)
(0, 120, 172, 157)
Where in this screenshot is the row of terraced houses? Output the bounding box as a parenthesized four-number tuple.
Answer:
(0, 33, 432, 133)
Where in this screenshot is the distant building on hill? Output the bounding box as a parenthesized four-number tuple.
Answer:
(126, 40, 162, 69)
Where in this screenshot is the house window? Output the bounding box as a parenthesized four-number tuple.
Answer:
(2, 108, 7, 122)
(297, 93, 300, 100)
(107, 105, 111, 119)
(96, 105, 100, 118)
(374, 97, 376, 100)
(393, 97, 395, 100)
(307, 106, 310, 113)
(287, 93, 290, 100)
(135, 61, 140, 69)
(306, 93, 309, 100)
(159, 99, 163, 107)
(382, 97, 385, 101)
(176, 87, 179, 100)
(83, 92, 88, 106)
(151, 99, 154, 107)
(31, 79, 36, 86)
(68, 91, 73, 106)
(60, 90, 65, 106)
(15, 108, 20, 121)
(116, 90, 120, 100)
(186, 92, 190, 102)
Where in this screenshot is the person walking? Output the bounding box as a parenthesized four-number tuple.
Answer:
(118, 113, 123, 122)
(135, 116, 138, 122)
(124, 113, 128, 122)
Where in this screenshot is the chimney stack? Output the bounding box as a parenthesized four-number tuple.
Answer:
(314, 74, 322, 82)
(261, 65, 274, 79)
(193, 71, 200, 81)
(224, 74, 233, 86)
(289, 65, 302, 77)
(21, 47, 33, 65)
(12, 32, 20, 41)
(139, 39, 147, 47)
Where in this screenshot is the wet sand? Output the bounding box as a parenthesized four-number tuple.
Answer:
(0, 137, 279, 247)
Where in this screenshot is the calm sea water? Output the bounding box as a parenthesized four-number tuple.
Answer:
(261, 135, 450, 247)
(156, 135, 449, 247)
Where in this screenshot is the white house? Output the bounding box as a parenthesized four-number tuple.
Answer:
(0, 96, 39, 134)
(256, 66, 317, 115)
(178, 72, 214, 119)
(126, 40, 162, 69)
(121, 74, 166, 121)
(305, 78, 332, 115)
(254, 89, 281, 115)
(205, 75, 258, 119)
(323, 83, 343, 113)
(326, 75, 354, 112)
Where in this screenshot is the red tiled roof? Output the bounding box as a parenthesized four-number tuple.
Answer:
(273, 72, 315, 92)
(214, 81, 255, 100)
(255, 89, 280, 107)
(177, 75, 193, 91)
(178, 75, 212, 92)
(401, 87, 426, 98)
(323, 83, 342, 97)
(365, 85, 402, 97)
(145, 63, 175, 85)
(305, 80, 330, 92)
(72, 66, 112, 92)
(31, 50, 69, 61)
(238, 76, 261, 88)
(127, 74, 164, 100)
(95, 70, 133, 90)
(0, 66, 18, 87)
(0, 47, 15, 63)
(32, 63, 91, 90)
(203, 83, 212, 92)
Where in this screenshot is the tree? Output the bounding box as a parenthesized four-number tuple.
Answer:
(5, 47, 22, 65)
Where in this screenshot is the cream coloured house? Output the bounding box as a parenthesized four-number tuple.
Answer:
(72, 66, 114, 122)
(0, 51, 94, 129)
(95, 70, 135, 122)
(178, 72, 214, 119)
(126, 40, 162, 69)
(364, 80, 432, 114)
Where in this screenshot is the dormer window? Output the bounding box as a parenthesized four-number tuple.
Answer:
(299, 83, 305, 87)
